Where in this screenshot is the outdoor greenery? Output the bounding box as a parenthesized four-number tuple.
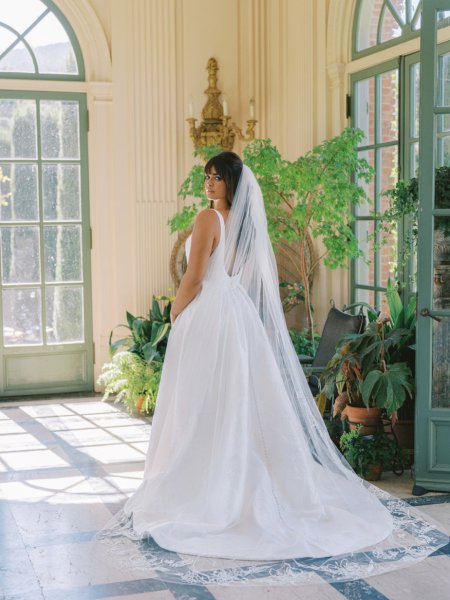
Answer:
(340, 425, 408, 480)
(98, 295, 173, 415)
(169, 130, 374, 344)
(319, 279, 416, 419)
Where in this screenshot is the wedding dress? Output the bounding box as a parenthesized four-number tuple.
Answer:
(98, 166, 448, 586)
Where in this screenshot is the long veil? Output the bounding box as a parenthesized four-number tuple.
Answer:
(95, 165, 448, 587)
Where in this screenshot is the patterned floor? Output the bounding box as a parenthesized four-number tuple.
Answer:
(0, 397, 449, 600)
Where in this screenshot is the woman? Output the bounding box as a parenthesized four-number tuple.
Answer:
(101, 152, 447, 585)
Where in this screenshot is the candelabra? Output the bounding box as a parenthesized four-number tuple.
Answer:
(187, 57, 257, 151)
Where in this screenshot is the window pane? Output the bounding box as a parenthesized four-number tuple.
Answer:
(3, 287, 42, 346)
(378, 145, 398, 211)
(1, 226, 40, 284)
(354, 220, 374, 286)
(0, 99, 37, 159)
(411, 62, 420, 139)
(46, 286, 84, 344)
(356, 0, 382, 51)
(0, 0, 47, 34)
(411, 142, 419, 177)
(380, 6, 403, 43)
(40, 101, 80, 159)
(355, 287, 376, 310)
(25, 13, 78, 75)
(0, 26, 17, 56)
(44, 225, 82, 283)
(438, 53, 450, 107)
(390, 0, 406, 23)
(356, 150, 375, 217)
(434, 219, 450, 289)
(379, 70, 399, 143)
(438, 11, 450, 22)
(432, 317, 450, 408)
(0, 41, 35, 73)
(43, 164, 81, 221)
(380, 225, 397, 288)
(0, 163, 38, 221)
(355, 77, 375, 146)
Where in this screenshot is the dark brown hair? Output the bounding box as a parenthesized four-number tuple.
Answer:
(204, 151, 243, 207)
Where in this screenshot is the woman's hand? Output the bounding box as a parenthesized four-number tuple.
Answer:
(170, 310, 178, 325)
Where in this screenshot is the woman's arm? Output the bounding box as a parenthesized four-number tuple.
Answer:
(170, 209, 218, 323)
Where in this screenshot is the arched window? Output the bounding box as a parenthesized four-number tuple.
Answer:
(0, 0, 84, 79)
(0, 0, 92, 396)
(350, 0, 450, 311)
(354, 0, 450, 58)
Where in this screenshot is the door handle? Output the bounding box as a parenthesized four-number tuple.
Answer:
(420, 308, 442, 322)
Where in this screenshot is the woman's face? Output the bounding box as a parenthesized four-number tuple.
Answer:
(205, 167, 227, 202)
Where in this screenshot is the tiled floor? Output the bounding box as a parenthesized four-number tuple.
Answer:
(0, 397, 449, 600)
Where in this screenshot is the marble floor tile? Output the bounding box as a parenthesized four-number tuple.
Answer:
(34, 415, 98, 431)
(78, 442, 145, 464)
(2, 448, 70, 471)
(367, 555, 450, 600)
(64, 401, 118, 414)
(21, 404, 75, 418)
(102, 593, 173, 600)
(416, 502, 450, 534)
(0, 419, 27, 434)
(27, 539, 159, 591)
(0, 431, 48, 452)
(208, 582, 345, 599)
(54, 427, 125, 446)
(82, 412, 141, 428)
(0, 544, 45, 599)
(10, 498, 113, 541)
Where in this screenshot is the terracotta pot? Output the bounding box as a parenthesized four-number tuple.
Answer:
(365, 464, 382, 481)
(135, 395, 145, 413)
(343, 405, 382, 435)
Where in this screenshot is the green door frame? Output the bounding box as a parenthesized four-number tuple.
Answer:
(414, 0, 450, 494)
(0, 90, 93, 396)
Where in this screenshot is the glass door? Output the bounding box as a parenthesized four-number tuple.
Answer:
(414, 1, 450, 493)
(0, 91, 93, 396)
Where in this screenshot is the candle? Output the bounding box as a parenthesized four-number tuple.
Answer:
(222, 96, 228, 116)
(249, 97, 255, 119)
(188, 97, 194, 118)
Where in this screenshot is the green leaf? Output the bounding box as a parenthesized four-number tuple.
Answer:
(151, 298, 162, 321)
(386, 278, 404, 328)
(126, 311, 137, 329)
(361, 369, 383, 407)
(151, 322, 171, 347)
(142, 342, 159, 363)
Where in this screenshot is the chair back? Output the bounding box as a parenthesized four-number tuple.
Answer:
(312, 306, 365, 368)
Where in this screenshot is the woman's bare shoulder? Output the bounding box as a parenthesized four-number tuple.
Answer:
(193, 208, 218, 228)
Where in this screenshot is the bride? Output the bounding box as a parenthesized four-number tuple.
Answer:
(100, 151, 448, 585)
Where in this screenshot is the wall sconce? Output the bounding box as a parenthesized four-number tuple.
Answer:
(186, 57, 257, 151)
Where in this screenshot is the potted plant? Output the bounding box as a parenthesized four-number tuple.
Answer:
(169, 129, 374, 347)
(340, 425, 408, 481)
(97, 295, 172, 414)
(97, 351, 163, 415)
(319, 279, 416, 435)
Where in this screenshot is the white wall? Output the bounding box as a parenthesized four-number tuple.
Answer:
(45, 0, 356, 384)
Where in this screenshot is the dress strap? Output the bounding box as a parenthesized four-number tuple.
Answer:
(213, 209, 225, 243)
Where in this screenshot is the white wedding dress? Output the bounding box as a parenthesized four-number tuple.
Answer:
(100, 170, 448, 586)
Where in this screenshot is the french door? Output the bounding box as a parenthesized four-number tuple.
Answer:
(414, 1, 450, 493)
(0, 91, 93, 396)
